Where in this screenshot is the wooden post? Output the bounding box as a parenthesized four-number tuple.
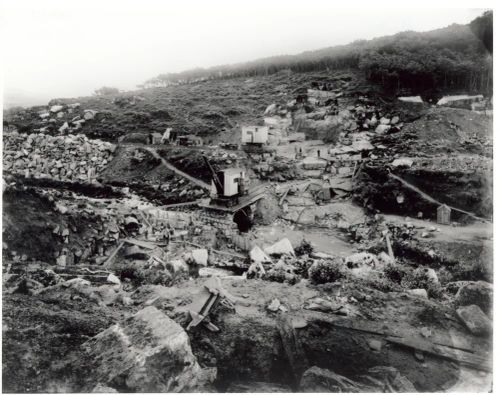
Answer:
(386, 234, 394, 261)
(276, 313, 309, 390)
(103, 241, 125, 267)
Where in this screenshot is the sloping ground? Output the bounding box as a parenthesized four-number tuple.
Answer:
(99, 144, 254, 204)
(146, 279, 450, 389)
(382, 214, 493, 283)
(371, 107, 493, 157)
(353, 163, 493, 220)
(404, 107, 493, 142)
(3, 276, 492, 392)
(2, 293, 131, 393)
(99, 146, 210, 205)
(2, 188, 62, 262)
(3, 69, 377, 144)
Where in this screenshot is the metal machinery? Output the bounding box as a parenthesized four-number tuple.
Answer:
(202, 155, 249, 208)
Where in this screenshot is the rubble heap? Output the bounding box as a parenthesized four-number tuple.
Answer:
(3, 132, 116, 182)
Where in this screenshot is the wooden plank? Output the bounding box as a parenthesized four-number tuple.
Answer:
(122, 238, 157, 250)
(279, 187, 290, 205)
(138, 211, 152, 228)
(317, 318, 475, 353)
(199, 192, 266, 213)
(161, 200, 201, 208)
(385, 234, 394, 260)
(386, 336, 492, 372)
(186, 241, 246, 260)
(103, 241, 125, 267)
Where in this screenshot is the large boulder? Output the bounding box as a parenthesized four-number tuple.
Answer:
(264, 238, 295, 257)
(375, 124, 391, 134)
(76, 306, 207, 392)
(249, 245, 272, 264)
(186, 248, 208, 266)
(456, 305, 492, 336)
(50, 105, 64, 113)
(455, 281, 493, 315)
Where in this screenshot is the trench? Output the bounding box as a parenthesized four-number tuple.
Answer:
(233, 206, 253, 232)
(188, 315, 462, 392)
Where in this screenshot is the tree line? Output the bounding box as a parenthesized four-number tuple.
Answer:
(141, 11, 492, 95)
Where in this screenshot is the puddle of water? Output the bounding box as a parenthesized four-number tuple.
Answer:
(255, 224, 356, 257)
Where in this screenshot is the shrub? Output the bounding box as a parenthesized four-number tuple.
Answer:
(294, 239, 314, 256)
(358, 276, 401, 293)
(401, 267, 431, 289)
(426, 282, 445, 300)
(383, 262, 410, 284)
(291, 258, 313, 278)
(263, 268, 299, 285)
(309, 259, 345, 285)
(117, 264, 182, 287)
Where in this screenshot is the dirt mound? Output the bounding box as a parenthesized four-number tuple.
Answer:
(2, 293, 129, 393)
(403, 107, 492, 144)
(3, 188, 67, 262)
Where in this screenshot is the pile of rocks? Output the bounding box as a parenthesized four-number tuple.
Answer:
(252, 158, 299, 181)
(3, 132, 115, 182)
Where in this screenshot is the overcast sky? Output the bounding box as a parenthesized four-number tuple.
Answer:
(0, 0, 489, 105)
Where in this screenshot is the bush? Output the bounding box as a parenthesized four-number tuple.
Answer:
(263, 268, 299, 285)
(383, 262, 410, 284)
(401, 267, 431, 289)
(294, 239, 314, 256)
(397, 267, 444, 300)
(117, 264, 184, 287)
(291, 258, 313, 278)
(309, 259, 345, 285)
(356, 276, 401, 293)
(426, 282, 445, 300)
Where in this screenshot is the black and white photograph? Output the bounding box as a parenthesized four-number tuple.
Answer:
(0, 1, 495, 393)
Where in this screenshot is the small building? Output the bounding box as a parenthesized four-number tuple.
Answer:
(211, 168, 246, 197)
(178, 134, 203, 146)
(87, 167, 97, 183)
(149, 132, 163, 144)
(161, 128, 172, 143)
(437, 204, 451, 225)
(241, 126, 269, 145)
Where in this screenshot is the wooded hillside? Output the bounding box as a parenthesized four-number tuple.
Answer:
(142, 11, 492, 95)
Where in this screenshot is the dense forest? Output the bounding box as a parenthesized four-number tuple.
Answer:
(142, 11, 492, 95)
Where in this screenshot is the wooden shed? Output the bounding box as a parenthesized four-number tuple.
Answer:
(437, 204, 451, 225)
